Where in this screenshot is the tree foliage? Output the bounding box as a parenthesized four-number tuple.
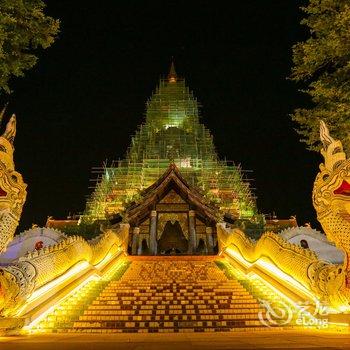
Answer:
(0, 0, 59, 93)
(290, 0, 350, 153)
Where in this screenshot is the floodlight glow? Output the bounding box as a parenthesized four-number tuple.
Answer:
(225, 247, 315, 299)
(25, 274, 100, 330)
(16, 260, 91, 317)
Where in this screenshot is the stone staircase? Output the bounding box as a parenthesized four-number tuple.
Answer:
(32, 257, 305, 333)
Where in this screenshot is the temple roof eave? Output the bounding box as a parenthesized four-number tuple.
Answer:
(125, 164, 219, 225)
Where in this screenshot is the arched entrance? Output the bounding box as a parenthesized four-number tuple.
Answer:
(158, 221, 188, 254)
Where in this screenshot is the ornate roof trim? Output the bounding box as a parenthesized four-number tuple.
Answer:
(126, 163, 219, 224)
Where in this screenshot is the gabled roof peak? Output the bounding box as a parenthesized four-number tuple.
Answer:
(125, 163, 219, 225)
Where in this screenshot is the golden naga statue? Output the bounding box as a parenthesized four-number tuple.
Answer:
(0, 224, 129, 317)
(0, 111, 27, 253)
(217, 122, 350, 309)
(313, 121, 350, 289)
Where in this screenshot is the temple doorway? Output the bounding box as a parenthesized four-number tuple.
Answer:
(196, 238, 206, 254)
(140, 239, 150, 255)
(158, 221, 188, 255)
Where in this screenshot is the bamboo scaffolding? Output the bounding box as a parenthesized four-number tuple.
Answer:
(82, 77, 257, 223)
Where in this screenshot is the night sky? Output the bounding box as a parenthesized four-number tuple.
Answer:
(1, 1, 321, 232)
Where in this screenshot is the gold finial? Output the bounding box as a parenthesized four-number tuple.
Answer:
(320, 120, 334, 150)
(168, 60, 177, 83)
(3, 114, 16, 145)
(319, 120, 346, 171)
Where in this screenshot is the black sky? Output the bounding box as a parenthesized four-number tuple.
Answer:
(2, 1, 321, 232)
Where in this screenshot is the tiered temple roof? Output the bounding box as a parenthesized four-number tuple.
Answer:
(81, 64, 257, 223)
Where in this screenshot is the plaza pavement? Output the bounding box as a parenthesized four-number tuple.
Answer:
(1, 330, 350, 350)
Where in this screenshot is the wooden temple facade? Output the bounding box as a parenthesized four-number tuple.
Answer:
(125, 164, 219, 255)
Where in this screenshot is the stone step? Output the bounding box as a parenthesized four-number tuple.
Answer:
(47, 312, 269, 324)
(94, 296, 255, 302)
(96, 296, 256, 302)
(78, 312, 265, 321)
(91, 298, 258, 305)
(110, 279, 238, 282)
(101, 287, 250, 291)
(87, 301, 260, 309)
(108, 288, 253, 291)
(84, 307, 262, 314)
(32, 259, 299, 334)
(72, 319, 266, 329)
(105, 282, 241, 293)
(88, 312, 263, 318)
(100, 288, 248, 293)
(56, 325, 284, 333)
(91, 300, 259, 310)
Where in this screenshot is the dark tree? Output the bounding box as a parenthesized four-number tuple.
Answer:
(290, 0, 350, 152)
(0, 0, 59, 93)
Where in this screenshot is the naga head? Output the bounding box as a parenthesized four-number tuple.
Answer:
(312, 121, 350, 248)
(0, 109, 27, 253)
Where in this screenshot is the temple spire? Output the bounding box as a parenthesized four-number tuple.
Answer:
(168, 60, 177, 83)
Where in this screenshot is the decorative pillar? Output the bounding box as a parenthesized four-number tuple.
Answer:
(206, 226, 214, 254)
(149, 210, 157, 255)
(188, 210, 196, 254)
(132, 227, 140, 255)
